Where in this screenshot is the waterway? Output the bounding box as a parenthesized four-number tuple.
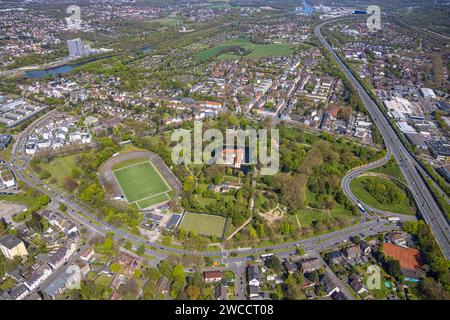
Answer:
(25, 45, 153, 79)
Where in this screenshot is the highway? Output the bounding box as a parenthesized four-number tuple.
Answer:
(341, 145, 417, 222)
(316, 20, 450, 259)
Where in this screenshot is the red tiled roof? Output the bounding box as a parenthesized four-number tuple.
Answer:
(203, 271, 222, 279)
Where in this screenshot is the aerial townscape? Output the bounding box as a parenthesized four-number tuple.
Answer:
(0, 0, 449, 305)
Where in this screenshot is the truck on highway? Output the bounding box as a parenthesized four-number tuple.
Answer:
(387, 217, 400, 222)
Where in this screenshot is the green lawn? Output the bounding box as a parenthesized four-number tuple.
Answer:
(119, 144, 148, 155)
(350, 176, 416, 215)
(94, 274, 112, 287)
(39, 153, 83, 187)
(179, 212, 227, 238)
(0, 139, 14, 162)
(152, 18, 178, 27)
(0, 277, 15, 291)
(196, 37, 294, 61)
(113, 161, 171, 204)
(137, 193, 171, 209)
(290, 204, 352, 228)
(369, 157, 405, 182)
(112, 157, 148, 170)
(0, 192, 42, 208)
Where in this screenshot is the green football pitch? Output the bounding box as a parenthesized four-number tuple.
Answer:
(113, 161, 171, 208)
(179, 212, 227, 238)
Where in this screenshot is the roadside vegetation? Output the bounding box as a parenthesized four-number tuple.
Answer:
(402, 220, 450, 299)
(350, 176, 416, 215)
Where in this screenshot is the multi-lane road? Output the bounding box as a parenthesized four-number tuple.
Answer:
(316, 20, 450, 259)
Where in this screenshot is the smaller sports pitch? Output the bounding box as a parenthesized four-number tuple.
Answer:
(179, 212, 227, 238)
(113, 161, 171, 209)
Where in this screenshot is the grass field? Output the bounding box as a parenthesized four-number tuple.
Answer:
(113, 161, 171, 209)
(137, 193, 171, 209)
(369, 157, 405, 182)
(179, 212, 227, 238)
(196, 37, 294, 61)
(38, 153, 81, 187)
(119, 144, 148, 155)
(153, 17, 178, 27)
(350, 176, 416, 215)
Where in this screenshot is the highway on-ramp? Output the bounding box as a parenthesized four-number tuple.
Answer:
(316, 20, 450, 259)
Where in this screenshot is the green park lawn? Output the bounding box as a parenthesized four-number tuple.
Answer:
(196, 37, 295, 61)
(38, 153, 80, 186)
(350, 176, 416, 215)
(179, 212, 227, 238)
(0, 138, 14, 162)
(152, 17, 179, 27)
(94, 274, 113, 287)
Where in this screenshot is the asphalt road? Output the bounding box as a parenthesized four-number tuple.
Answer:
(315, 20, 450, 259)
(341, 145, 417, 222)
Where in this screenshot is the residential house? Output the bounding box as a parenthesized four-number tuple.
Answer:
(300, 258, 321, 274)
(48, 241, 76, 270)
(48, 251, 65, 270)
(215, 285, 228, 300)
(331, 291, 347, 300)
(320, 274, 340, 296)
(155, 276, 170, 296)
(345, 245, 362, 259)
(385, 231, 409, 248)
(247, 265, 260, 287)
(360, 241, 372, 255)
(118, 252, 140, 277)
(349, 279, 368, 295)
(24, 265, 52, 291)
(80, 246, 95, 262)
(0, 235, 28, 259)
(8, 284, 29, 300)
(327, 250, 343, 264)
(42, 267, 81, 299)
(248, 285, 260, 299)
(283, 261, 298, 274)
(203, 271, 222, 283)
(0, 167, 16, 188)
(73, 259, 91, 277)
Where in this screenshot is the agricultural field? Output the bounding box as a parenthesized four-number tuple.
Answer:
(350, 176, 416, 215)
(179, 212, 227, 238)
(196, 37, 295, 61)
(113, 160, 171, 209)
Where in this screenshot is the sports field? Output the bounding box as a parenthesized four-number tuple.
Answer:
(179, 212, 227, 238)
(113, 161, 171, 209)
(196, 37, 294, 61)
